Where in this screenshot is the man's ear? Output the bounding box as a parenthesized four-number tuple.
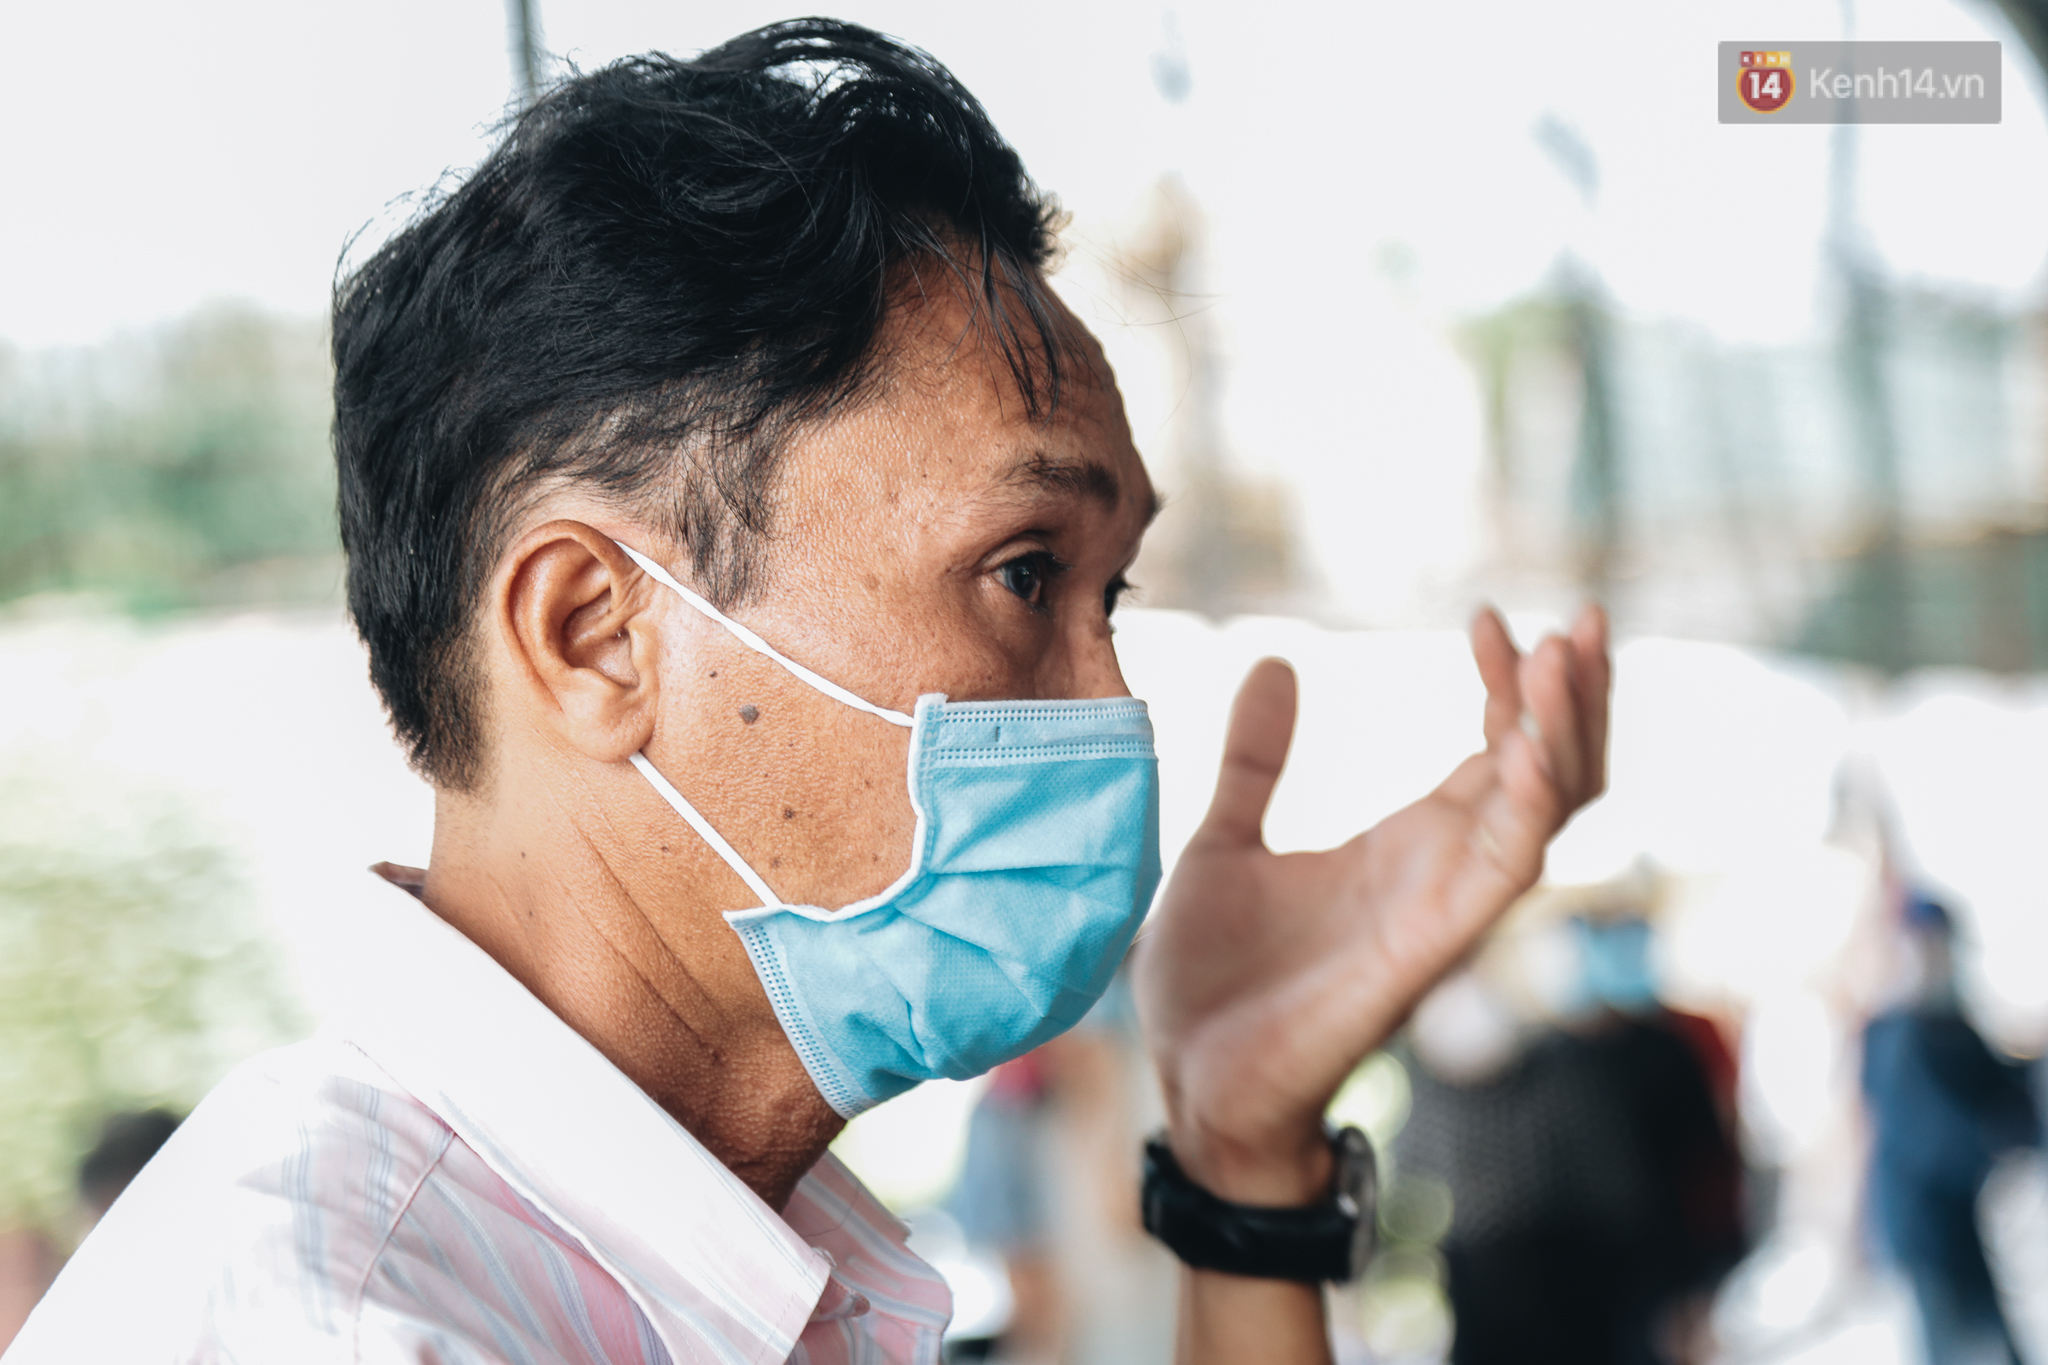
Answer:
(494, 520, 666, 764)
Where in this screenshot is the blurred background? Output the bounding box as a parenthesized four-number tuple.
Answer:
(6, 0, 2048, 1361)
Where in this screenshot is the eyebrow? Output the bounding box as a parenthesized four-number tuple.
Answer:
(1003, 453, 1164, 526)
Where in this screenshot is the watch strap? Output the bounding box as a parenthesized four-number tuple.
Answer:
(1140, 1130, 1366, 1283)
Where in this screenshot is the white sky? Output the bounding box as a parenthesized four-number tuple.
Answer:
(7, 0, 2047, 628)
(4, 0, 2044, 352)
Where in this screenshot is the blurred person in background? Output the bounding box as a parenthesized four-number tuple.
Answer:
(1571, 913, 1746, 1360)
(76, 1109, 183, 1227)
(1862, 893, 2038, 1365)
(949, 1047, 1062, 1363)
(1399, 903, 1743, 1365)
(4, 20, 1609, 1365)
(0, 1109, 182, 1354)
(944, 972, 1145, 1365)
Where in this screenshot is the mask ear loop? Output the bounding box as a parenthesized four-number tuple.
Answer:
(612, 538, 915, 910)
(614, 542, 914, 728)
(629, 753, 782, 908)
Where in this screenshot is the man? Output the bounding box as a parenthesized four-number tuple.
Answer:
(1401, 916, 1743, 1365)
(1863, 894, 2037, 1365)
(6, 21, 1607, 1365)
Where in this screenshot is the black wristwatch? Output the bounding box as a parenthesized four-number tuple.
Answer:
(1140, 1125, 1377, 1283)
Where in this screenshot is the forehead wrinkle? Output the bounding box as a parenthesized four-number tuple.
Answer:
(1001, 451, 1122, 510)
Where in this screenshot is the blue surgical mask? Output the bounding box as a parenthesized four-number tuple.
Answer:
(616, 543, 1162, 1117)
(1573, 916, 1658, 1013)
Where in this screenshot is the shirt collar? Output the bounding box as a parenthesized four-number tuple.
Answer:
(335, 868, 858, 1365)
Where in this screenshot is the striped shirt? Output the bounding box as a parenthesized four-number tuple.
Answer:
(5, 872, 952, 1365)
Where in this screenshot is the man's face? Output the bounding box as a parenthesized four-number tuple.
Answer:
(765, 283, 1154, 701)
(624, 273, 1157, 911)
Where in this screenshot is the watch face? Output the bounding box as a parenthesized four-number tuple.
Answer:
(1334, 1126, 1378, 1279)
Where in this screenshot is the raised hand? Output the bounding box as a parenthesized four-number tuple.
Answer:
(1134, 605, 1610, 1206)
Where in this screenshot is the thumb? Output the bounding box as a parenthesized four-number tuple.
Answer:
(1199, 658, 1297, 848)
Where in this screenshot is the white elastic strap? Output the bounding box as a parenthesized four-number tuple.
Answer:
(615, 542, 915, 728)
(629, 752, 781, 908)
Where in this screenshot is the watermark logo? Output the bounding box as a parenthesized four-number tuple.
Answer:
(1737, 51, 1795, 113)
(1719, 41, 1999, 123)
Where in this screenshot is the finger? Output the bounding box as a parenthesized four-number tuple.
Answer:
(1519, 635, 1587, 801)
(1199, 657, 1298, 848)
(1471, 606, 1523, 751)
(1471, 728, 1564, 888)
(1571, 603, 1613, 799)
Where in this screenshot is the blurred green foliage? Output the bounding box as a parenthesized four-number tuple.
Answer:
(0, 307, 339, 613)
(0, 757, 303, 1233)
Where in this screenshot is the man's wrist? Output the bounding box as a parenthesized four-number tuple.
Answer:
(1163, 1113, 1334, 1208)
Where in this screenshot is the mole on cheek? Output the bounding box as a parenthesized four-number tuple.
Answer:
(738, 704, 760, 724)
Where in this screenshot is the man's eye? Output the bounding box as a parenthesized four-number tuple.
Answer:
(998, 555, 1044, 604)
(997, 552, 1065, 609)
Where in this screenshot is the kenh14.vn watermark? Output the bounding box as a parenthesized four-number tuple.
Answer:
(1719, 41, 2000, 123)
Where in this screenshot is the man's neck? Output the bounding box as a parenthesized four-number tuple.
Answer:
(417, 784, 844, 1210)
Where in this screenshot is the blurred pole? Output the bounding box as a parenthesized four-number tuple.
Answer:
(1565, 270, 1622, 602)
(1150, 183, 1233, 615)
(1699, 354, 1787, 642)
(1122, 14, 1295, 619)
(1537, 117, 1624, 606)
(1471, 314, 1522, 569)
(1146, 19, 1230, 613)
(1983, 0, 2048, 671)
(1828, 0, 1909, 673)
(507, 0, 544, 108)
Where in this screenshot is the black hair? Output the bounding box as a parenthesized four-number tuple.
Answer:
(79, 1108, 182, 1213)
(333, 18, 1065, 790)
